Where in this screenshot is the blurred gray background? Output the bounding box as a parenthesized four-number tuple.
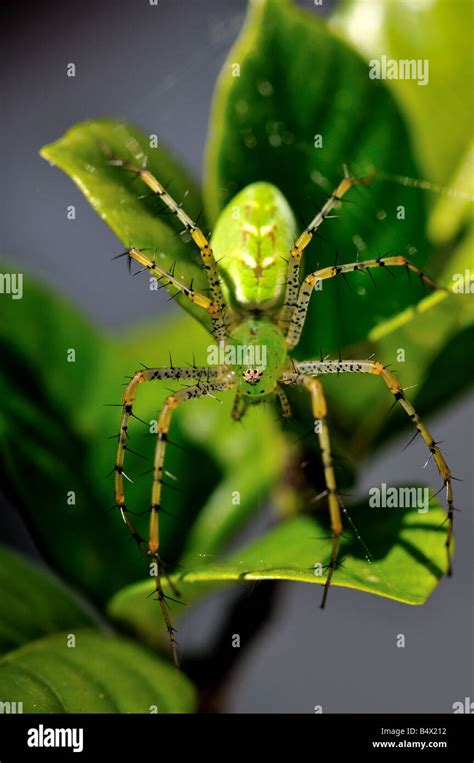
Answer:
(1, 0, 472, 713)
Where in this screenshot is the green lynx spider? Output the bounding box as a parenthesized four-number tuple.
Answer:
(110, 155, 454, 668)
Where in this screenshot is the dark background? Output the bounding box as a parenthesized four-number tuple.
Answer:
(1, 0, 472, 713)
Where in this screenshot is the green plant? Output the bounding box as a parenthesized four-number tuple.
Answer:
(1, 0, 472, 711)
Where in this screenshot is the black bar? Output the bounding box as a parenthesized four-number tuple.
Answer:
(0, 713, 471, 760)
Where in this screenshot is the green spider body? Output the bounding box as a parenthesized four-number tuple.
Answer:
(213, 182, 296, 314)
(211, 182, 296, 400)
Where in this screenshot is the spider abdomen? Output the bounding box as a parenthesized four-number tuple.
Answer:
(212, 182, 296, 314)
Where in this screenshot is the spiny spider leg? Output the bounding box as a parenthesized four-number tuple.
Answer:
(275, 384, 292, 419)
(285, 255, 438, 350)
(149, 378, 234, 665)
(114, 366, 232, 666)
(281, 359, 454, 575)
(281, 373, 342, 606)
(126, 247, 227, 341)
(278, 173, 372, 333)
(106, 148, 227, 316)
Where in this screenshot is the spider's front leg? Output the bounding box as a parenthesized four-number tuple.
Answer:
(286, 359, 455, 575)
(285, 255, 438, 350)
(278, 172, 373, 333)
(280, 372, 343, 607)
(124, 247, 228, 342)
(106, 148, 228, 331)
(114, 365, 232, 666)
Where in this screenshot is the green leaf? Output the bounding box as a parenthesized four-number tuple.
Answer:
(205, 0, 429, 355)
(108, 493, 449, 644)
(333, 0, 474, 185)
(0, 262, 103, 425)
(0, 630, 195, 713)
(0, 546, 96, 656)
(0, 264, 131, 602)
(0, 263, 165, 602)
(177, 395, 286, 560)
(40, 118, 212, 332)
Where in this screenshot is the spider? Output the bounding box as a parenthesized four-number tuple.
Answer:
(109, 155, 454, 667)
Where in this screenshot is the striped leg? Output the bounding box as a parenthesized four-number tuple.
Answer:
(285, 255, 438, 350)
(114, 366, 230, 666)
(125, 247, 227, 341)
(284, 373, 342, 607)
(282, 359, 454, 574)
(278, 172, 372, 334)
(275, 384, 292, 419)
(107, 150, 227, 317)
(149, 379, 234, 664)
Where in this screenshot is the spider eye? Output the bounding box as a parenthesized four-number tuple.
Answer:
(242, 369, 263, 385)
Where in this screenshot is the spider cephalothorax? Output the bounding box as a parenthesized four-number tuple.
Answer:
(230, 318, 288, 399)
(107, 152, 453, 668)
